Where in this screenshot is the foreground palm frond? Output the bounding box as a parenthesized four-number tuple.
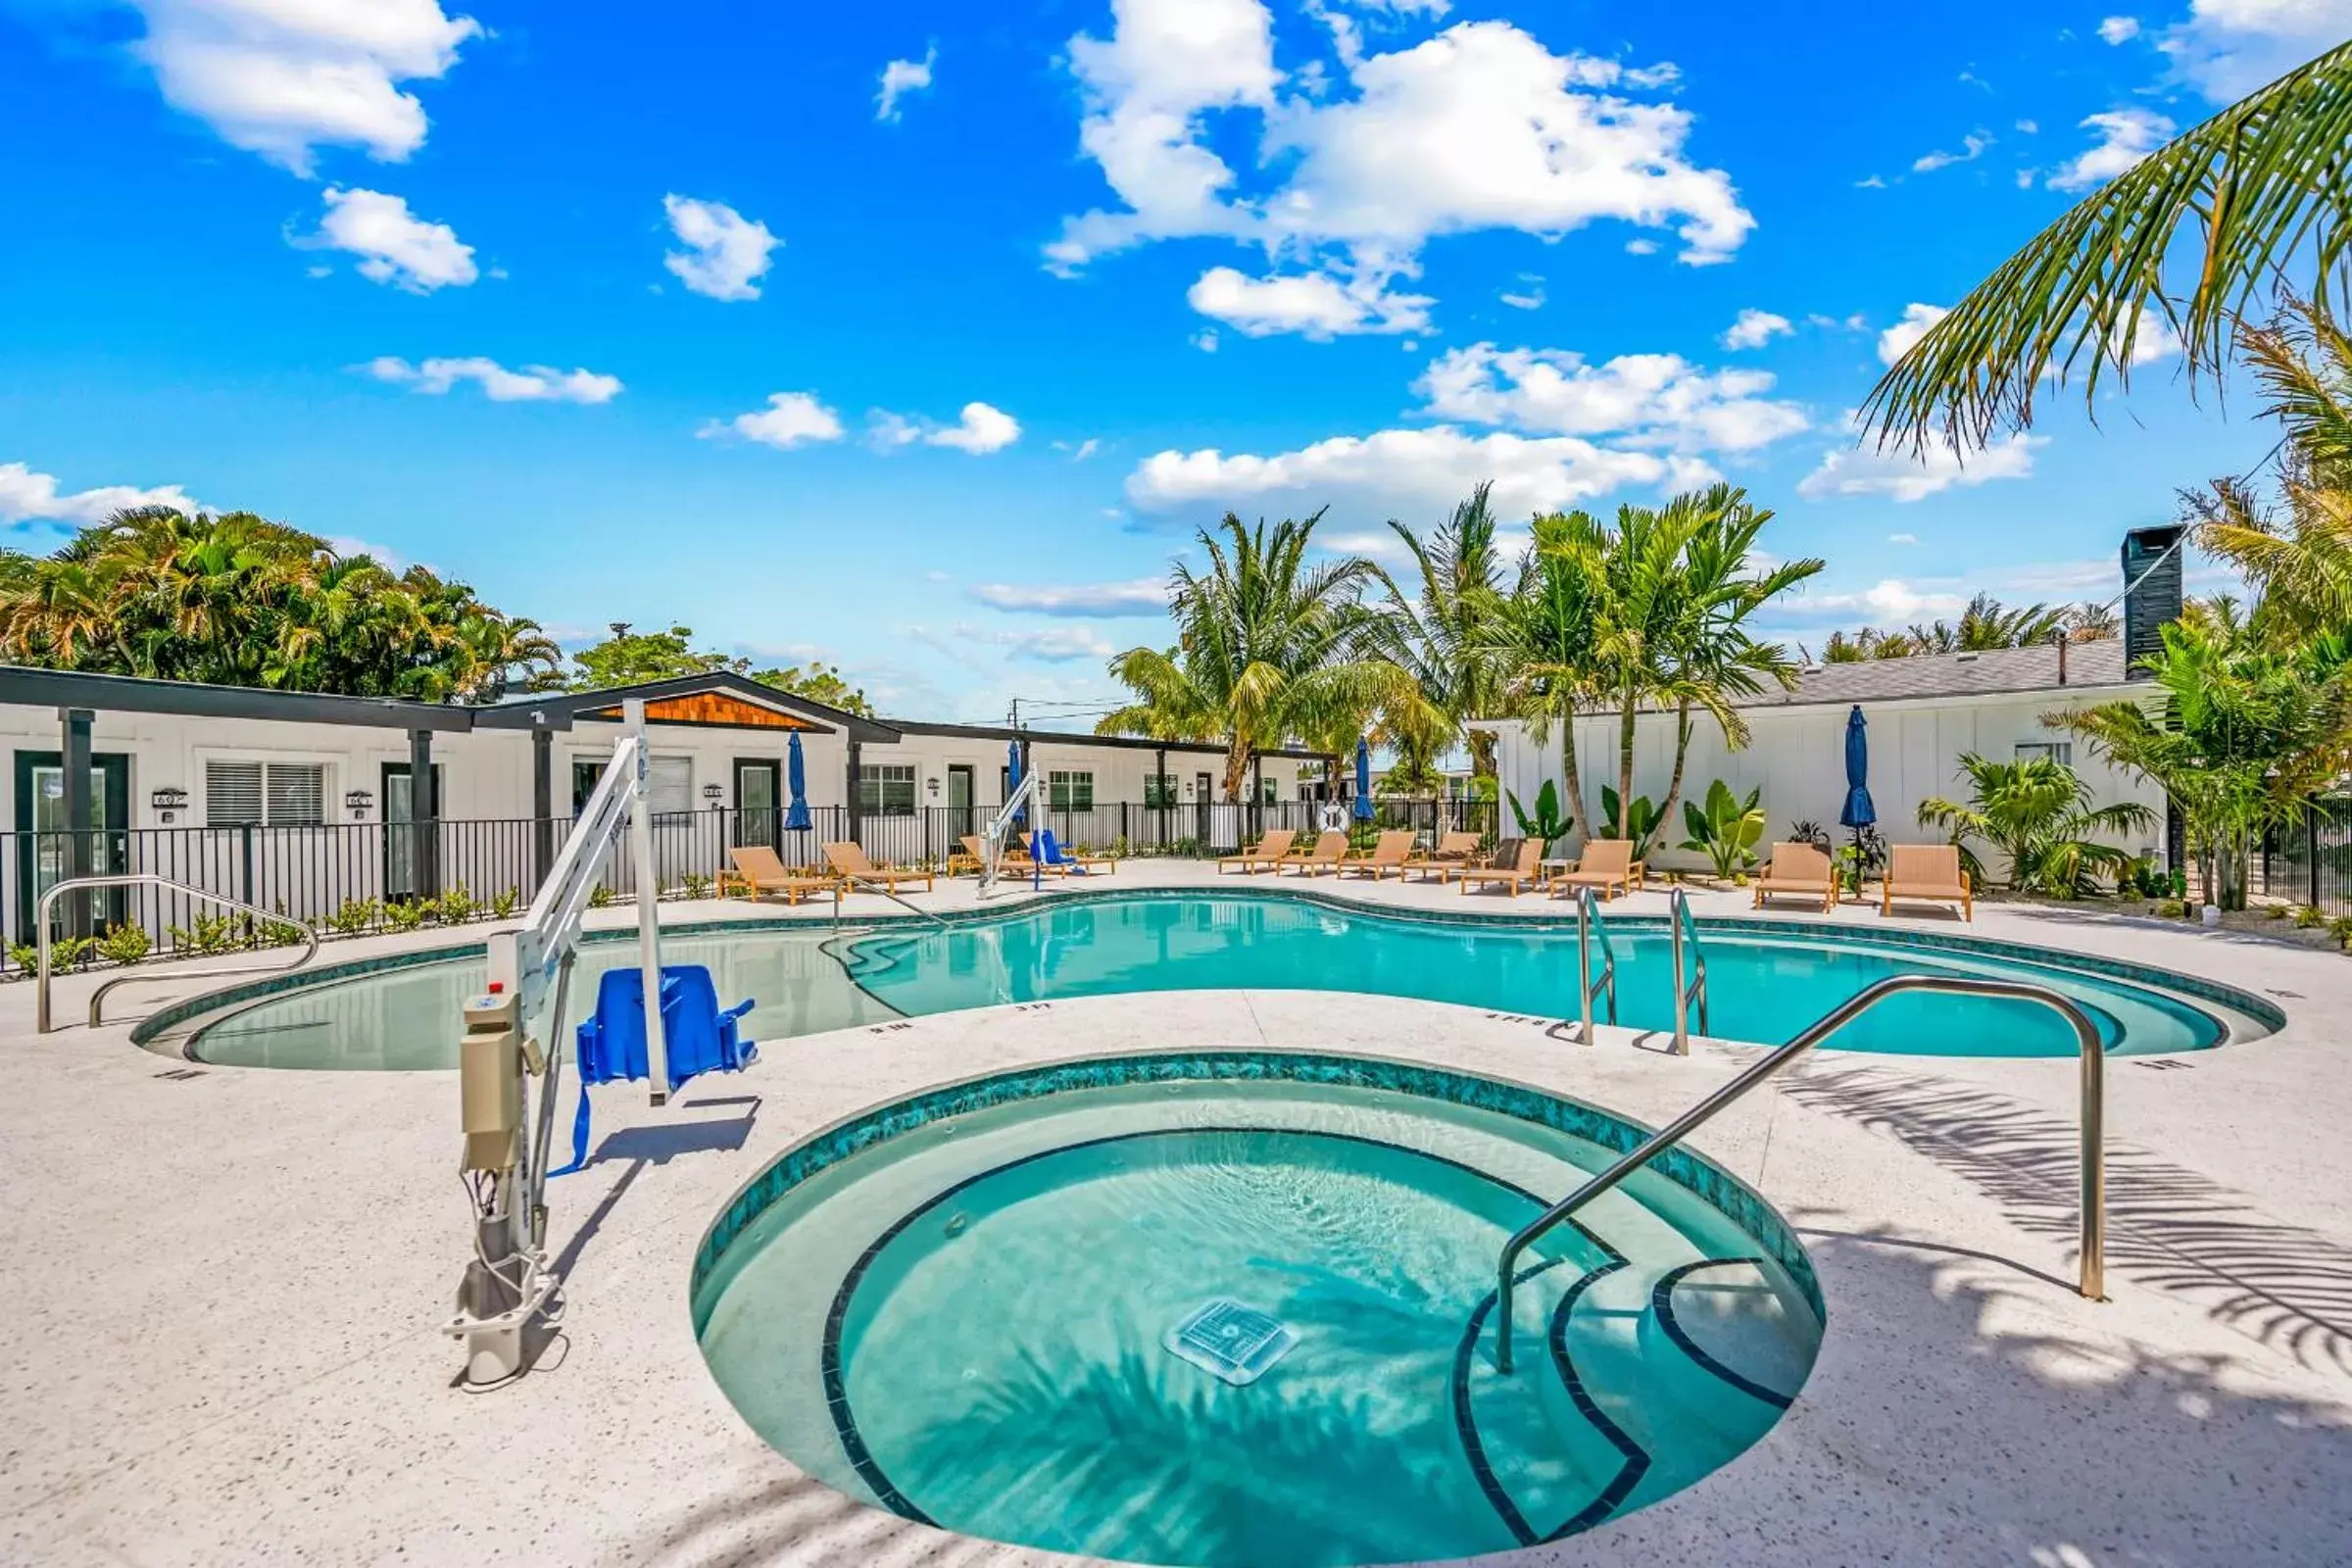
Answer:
(1864, 38, 2352, 451)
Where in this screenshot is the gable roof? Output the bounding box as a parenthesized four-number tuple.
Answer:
(474, 671, 902, 741)
(1740, 638, 2133, 709)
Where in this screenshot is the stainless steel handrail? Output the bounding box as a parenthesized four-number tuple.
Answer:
(1576, 887, 1617, 1045)
(1494, 973, 2106, 1372)
(1669, 887, 1708, 1056)
(35, 873, 321, 1033)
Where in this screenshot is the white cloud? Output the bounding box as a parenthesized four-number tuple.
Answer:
(2048, 108, 2174, 192)
(1877, 302, 1949, 366)
(1049, 8, 1751, 311)
(1127, 426, 1716, 518)
(1721, 309, 1793, 351)
(305, 187, 474, 290)
(2098, 16, 2142, 43)
(928, 402, 1022, 454)
(1800, 579, 1970, 620)
(867, 402, 1022, 455)
(1498, 284, 1544, 310)
(1414, 343, 1809, 453)
(363, 356, 621, 404)
(703, 392, 845, 449)
(1911, 130, 1993, 173)
(1887, 531, 1920, 545)
(2161, 0, 2352, 99)
(1186, 264, 1432, 337)
(877, 43, 937, 122)
(969, 578, 1166, 616)
(1798, 427, 2046, 503)
(126, 0, 479, 174)
(0, 462, 205, 524)
(662, 195, 779, 302)
(1192, 328, 1221, 353)
(961, 624, 1118, 662)
(2015, 118, 2039, 133)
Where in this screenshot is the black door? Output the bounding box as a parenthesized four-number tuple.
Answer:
(14, 751, 129, 937)
(734, 759, 781, 850)
(947, 764, 975, 844)
(382, 760, 444, 903)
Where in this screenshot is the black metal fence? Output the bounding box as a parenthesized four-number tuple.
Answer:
(2267, 797, 2352, 916)
(3, 796, 1502, 964)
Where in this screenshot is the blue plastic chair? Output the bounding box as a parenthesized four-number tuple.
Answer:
(1030, 828, 1089, 874)
(553, 964, 756, 1176)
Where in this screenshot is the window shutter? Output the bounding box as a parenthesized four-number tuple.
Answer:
(206, 761, 265, 826)
(266, 764, 326, 826)
(649, 758, 694, 816)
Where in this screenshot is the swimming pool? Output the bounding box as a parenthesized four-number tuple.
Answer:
(691, 1052, 1825, 1565)
(161, 889, 2262, 1068)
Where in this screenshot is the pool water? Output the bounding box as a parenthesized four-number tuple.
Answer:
(179, 891, 2235, 1068)
(837, 893, 2226, 1057)
(693, 1067, 1824, 1565)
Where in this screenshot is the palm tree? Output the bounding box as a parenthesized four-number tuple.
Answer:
(1099, 512, 1434, 800)
(1375, 484, 1511, 788)
(1918, 754, 2155, 896)
(1484, 510, 1610, 842)
(2188, 295, 2352, 642)
(1864, 39, 2352, 450)
(2051, 600, 2352, 907)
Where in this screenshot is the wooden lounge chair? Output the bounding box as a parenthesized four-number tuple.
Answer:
(1404, 830, 1483, 883)
(1458, 837, 1541, 896)
(955, 834, 1062, 878)
(1337, 829, 1415, 880)
(721, 845, 838, 906)
(1280, 829, 1350, 875)
(822, 840, 936, 895)
(1883, 843, 1972, 920)
(1548, 838, 1643, 901)
(1217, 828, 1296, 874)
(1753, 841, 1837, 911)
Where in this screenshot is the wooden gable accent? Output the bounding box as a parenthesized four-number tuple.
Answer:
(580, 692, 817, 730)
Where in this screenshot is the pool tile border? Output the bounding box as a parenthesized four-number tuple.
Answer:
(686, 1048, 1827, 1336)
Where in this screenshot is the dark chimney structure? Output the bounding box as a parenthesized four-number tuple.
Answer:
(2121, 523, 2185, 679)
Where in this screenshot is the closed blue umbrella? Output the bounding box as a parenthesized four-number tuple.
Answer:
(784, 731, 811, 830)
(1353, 737, 1375, 820)
(1006, 739, 1026, 825)
(1838, 705, 1876, 832)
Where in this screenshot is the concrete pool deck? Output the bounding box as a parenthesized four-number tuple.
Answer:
(3, 862, 2349, 1564)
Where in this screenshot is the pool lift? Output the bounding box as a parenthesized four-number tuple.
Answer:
(445, 700, 677, 1385)
(976, 761, 1047, 898)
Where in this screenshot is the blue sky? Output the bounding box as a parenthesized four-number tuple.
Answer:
(3, 0, 2347, 726)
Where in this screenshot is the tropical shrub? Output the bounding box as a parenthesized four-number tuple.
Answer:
(325, 898, 381, 937)
(587, 885, 614, 909)
(169, 914, 239, 955)
(1681, 781, 1765, 878)
(1918, 754, 2155, 898)
(434, 885, 476, 924)
(1787, 819, 1833, 854)
(384, 900, 427, 932)
(490, 888, 520, 919)
(96, 923, 151, 964)
(1598, 785, 1666, 859)
(1835, 825, 1888, 898)
(1507, 780, 1574, 853)
(8, 942, 35, 974)
(679, 872, 711, 901)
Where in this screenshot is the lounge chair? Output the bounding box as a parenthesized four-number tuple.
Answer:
(1548, 838, 1643, 901)
(1753, 841, 1837, 912)
(1458, 837, 1541, 896)
(1404, 830, 1483, 883)
(822, 841, 935, 895)
(1280, 829, 1350, 875)
(955, 833, 1062, 879)
(1883, 843, 1972, 920)
(721, 845, 838, 906)
(1337, 828, 1415, 880)
(1217, 828, 1296, 874)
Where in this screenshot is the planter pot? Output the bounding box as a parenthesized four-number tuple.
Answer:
(2201, 904, 2223, 927)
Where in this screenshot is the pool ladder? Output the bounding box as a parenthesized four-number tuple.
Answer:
(34, 873, 320, 1033)
(1497, 971, 2108, 1373)
(1573, 888, 1616, 1044)
(1668, 887, 1708, 1055)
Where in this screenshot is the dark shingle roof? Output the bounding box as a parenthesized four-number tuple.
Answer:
(1740, 638, 2132, 709)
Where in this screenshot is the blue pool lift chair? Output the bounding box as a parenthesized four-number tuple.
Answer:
(553, 964, 756, 1175)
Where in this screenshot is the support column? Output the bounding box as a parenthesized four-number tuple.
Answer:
(60, 707, 93, 938)
(410, 727, 440, 901)
(530, 724, 554, 896)
(1154, 745, 1167, 848)
(846, 738, 863, 845)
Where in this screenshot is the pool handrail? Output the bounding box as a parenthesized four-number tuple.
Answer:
(1576, 887, 1617, 1045)
(36, 872, 319, 1033)
(1669, 886, 1708, 1056)
(1494, 972, 2106, 1373)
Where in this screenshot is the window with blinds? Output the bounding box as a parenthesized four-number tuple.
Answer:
(206, 760, 325, 826)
